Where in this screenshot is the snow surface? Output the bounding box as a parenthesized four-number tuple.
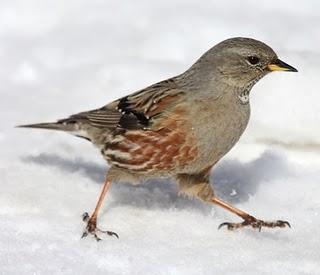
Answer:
(1, 0, 320, 274)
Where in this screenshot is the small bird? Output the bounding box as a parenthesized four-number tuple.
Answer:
(18, 37, 297, 240)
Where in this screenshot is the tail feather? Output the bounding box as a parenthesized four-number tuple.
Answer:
(16, 121, 75, 132)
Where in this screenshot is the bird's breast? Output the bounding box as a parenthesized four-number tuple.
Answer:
(186, 94, 250, 172)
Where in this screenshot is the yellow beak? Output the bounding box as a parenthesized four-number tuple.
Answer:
(268, 59, 298, 72)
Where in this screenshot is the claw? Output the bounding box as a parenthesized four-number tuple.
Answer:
(81, 231, 88, 238)
(276, 220, 291, 228)
(93, 233, 102, 241)
(218, 222, 233, 230)
(82, 212, 90, 222)
(284, 221, 291, 228)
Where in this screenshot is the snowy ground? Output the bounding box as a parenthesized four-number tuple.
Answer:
(1, 0, 320, 274)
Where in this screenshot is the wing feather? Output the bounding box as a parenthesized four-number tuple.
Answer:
(64, 78, 184, 131)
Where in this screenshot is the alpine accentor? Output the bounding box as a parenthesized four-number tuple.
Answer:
(19, 37, 297, 240)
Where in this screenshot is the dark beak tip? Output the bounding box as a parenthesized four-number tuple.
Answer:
(274, 58, 298, 72)
(288, 65, 298, 73)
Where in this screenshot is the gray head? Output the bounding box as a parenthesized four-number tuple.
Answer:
(183, 37, 297, 90)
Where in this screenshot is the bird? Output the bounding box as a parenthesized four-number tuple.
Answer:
(18, 37, 297, 241)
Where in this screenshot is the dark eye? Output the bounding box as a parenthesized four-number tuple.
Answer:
(247, 56, 260, 65)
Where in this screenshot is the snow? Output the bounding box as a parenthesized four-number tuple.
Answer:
(1, 0, 320, 274)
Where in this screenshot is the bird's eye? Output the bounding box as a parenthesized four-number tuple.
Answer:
(247, 56, 260, 65)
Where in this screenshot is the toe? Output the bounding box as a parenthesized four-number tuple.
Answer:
(98, 229, 119, 239)
(217, 217, 290, 232)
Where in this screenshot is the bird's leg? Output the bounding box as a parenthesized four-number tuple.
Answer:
(81, 180, 119, 241)
(211, 197, 290, 231)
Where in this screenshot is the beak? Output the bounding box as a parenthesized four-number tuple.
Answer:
(268, 59, 298, 72)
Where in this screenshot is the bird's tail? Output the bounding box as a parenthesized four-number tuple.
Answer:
(16, 120, 77, 132)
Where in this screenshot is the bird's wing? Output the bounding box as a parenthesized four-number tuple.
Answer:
(64, 78, 185, 131)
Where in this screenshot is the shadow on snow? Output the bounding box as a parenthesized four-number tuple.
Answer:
(21, 150, 294, 213)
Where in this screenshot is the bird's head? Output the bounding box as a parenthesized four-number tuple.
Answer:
(192, 37, 297, 89)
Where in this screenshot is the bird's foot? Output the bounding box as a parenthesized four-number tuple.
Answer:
(81, 212, 119, 241)
(218, 215, 290, 231)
